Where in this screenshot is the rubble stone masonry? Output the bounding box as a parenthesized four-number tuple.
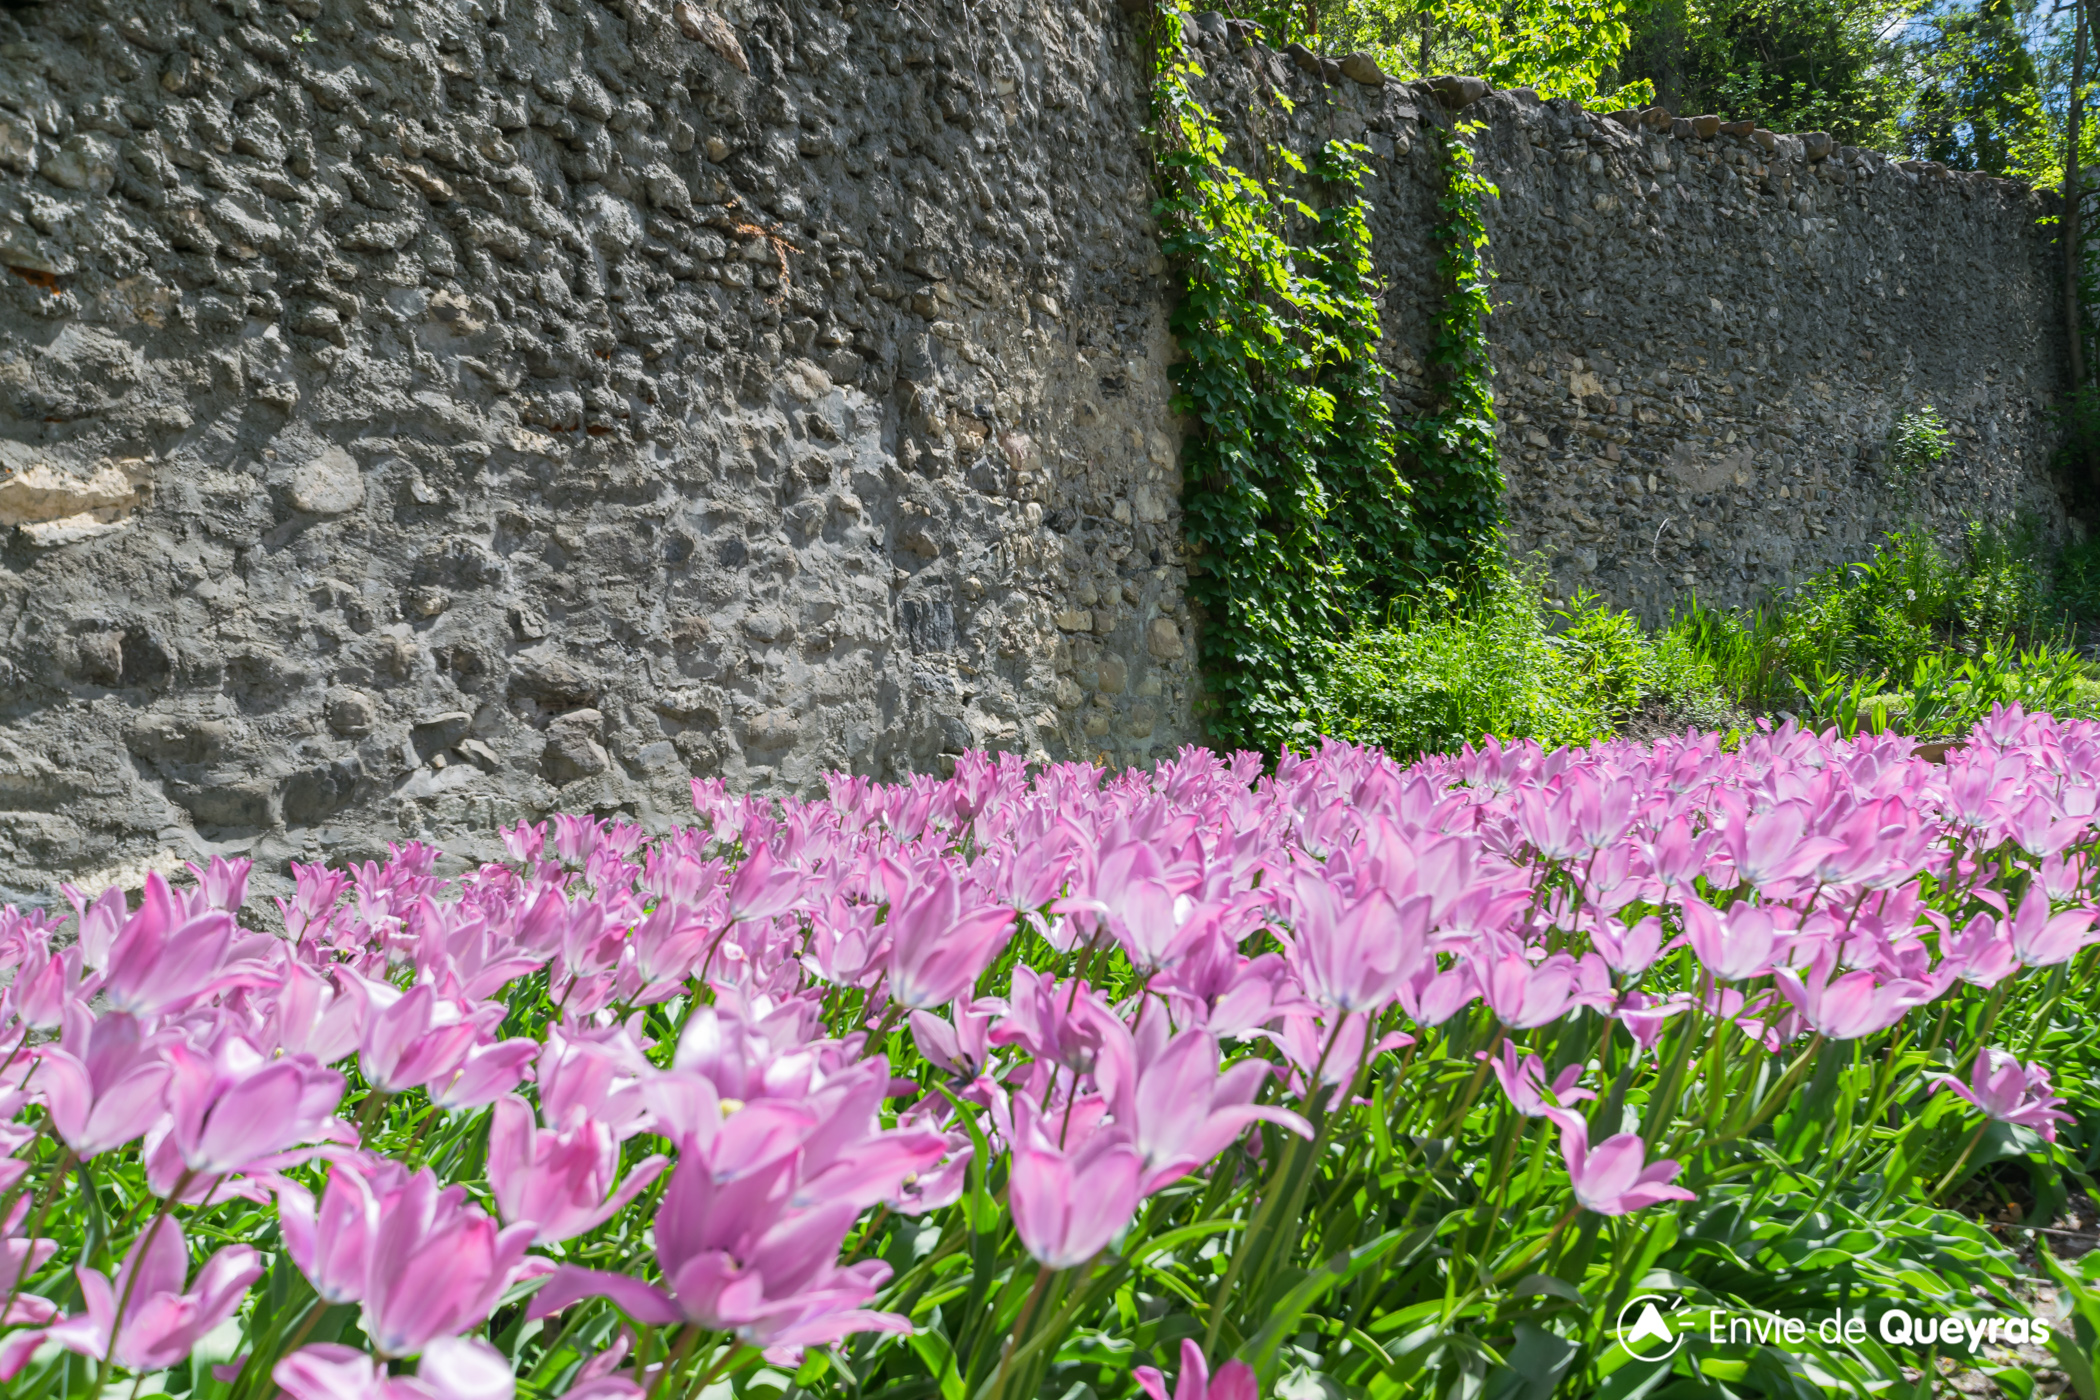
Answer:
(0, 0, 2069, 894)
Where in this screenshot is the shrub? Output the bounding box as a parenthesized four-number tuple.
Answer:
(1299, 568, 1638, 760)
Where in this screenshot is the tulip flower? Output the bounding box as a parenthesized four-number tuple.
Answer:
(909, 998, 1002, 1078)
(275, 1336, 517, 1400)
(350, 979, 485, 1096)
(1931, 1048, 2074, 1142)
(1136, 1339, 1258, 1400)
(1287, 881, 1427, 1014)
(35, 1009, 171, 1159)
(97, 872, 243, 1019)
(1551, 1113, 1695, 1216)
(882, 866, 1016, 1010)
(487, 1095, 668, 1244)
(1486, 1043, 1594, 1118)
(1681, 899, 1778, 983)
(1772, 948, 1926, 1040)
(277, 1157, 403, 1305)
(1100, 1026, 1310, 1194)
(529, 1071, 924, 1361)
(360, 1169, 536, 1357)
(428, 1038, 541, 1113)
(1479, 949, 1576, 1029)
(0, 1219, 261, 1379)
(2005, 887, 2099, 967)
(164, 1036, 345, 1177)
(1009, 1128, 1141, 1269)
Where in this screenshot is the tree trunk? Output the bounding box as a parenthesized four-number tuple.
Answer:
(2069, 0, 2088, 387)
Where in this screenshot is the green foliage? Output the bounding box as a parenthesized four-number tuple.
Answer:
(1663, 524, 2078, 717)
(1216, 0, 1655, 102)
(1901, 0, 2044, 172)
(1151, 12, 1507, 754)
(1886, 404, 1952, 473)
(2053, 384, 2100, 512)
(1302, 567, 1626, 760)
(1619, 0, 1916, 146)
(1405, 121, 1507, 570)
(1303, 524, 2099, 762)
(1300, 565, 1740, 760)
(1152, 38, 1393, 753)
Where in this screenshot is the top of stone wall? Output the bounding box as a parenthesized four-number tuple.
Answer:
(1176, 7, 2057, 213)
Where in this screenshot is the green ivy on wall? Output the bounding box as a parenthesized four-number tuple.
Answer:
(1148, 7, 1506, 753)
(1407, 119, 1506, 570)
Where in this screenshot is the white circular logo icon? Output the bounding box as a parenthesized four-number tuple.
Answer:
(1616, 1293, 1685, 1360)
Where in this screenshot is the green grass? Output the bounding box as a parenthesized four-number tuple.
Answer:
(1302, 522, 2100, 758)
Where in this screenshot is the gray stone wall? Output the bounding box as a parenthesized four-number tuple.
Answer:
(0, 0, 2073, 896)
(0, 0, 1200, 897)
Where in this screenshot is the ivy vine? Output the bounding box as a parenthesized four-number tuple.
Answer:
(1148, 11, 1504, 753)
(1406, 119, 1506, 570)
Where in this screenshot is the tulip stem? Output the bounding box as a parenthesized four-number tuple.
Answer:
(651, 1324, 700, 1400)
(98, 1176, 190, 1396)
(1, 1143, 70, 1327)
(984, 1264, 1053, 1400)
(356, 1089, 391, 1141)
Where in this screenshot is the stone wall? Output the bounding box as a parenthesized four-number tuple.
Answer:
(0, 0, 2073, 896)
(0, 0, 1200, 897)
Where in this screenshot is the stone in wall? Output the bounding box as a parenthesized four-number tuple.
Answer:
(0, 0, 1199, 898)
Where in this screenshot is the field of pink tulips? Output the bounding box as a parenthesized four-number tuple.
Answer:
(5, 709, 2100, 1399)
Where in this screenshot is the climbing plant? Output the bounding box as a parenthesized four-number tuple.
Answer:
(1405, 118, 1505, 570)
(1150, 25, 1406, 751)
(1148, 6, 1506, 753)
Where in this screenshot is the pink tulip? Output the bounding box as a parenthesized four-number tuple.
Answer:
(538, 1023, 655, 1138)
(2005, 887, 2098, 967)
(97, 872, 243, 1019)
(1717, 799, 1840, 892)
(1550, 1113, 1695, 1216)
(487, 1095, 668, 1244)
(909, 998, 1002, 1078)
(530, 1070, 923, 1362)
(1945, 912, 2020, 988)
(36, 1009, 171, 1159)
(1931, 1048, 2074, 1142)
(275, 1336, 515, 1400)
(1479, 950, 1576, 1029)
(726, 842, 801, 924)
(1009, 1129, 1141, 1269)
(1681, 899, 1778, 983)
(1772, 948, 1926, 1040)
(429, 1038, 540, 1113)
(1136, 1340, 1259, 1400)
(189, 855, 253, 913)
(1287, 880, 1427, 1014)
(1101, 1026, 1310, 1194)
(268, 963, 367, 1064)
(1487, 1043, 1594, 1118)
(351, 979, 484, 1096)
(277, 1156, 531, 1356)
(277, 1157, 402, 1305)
(361, 1169, 535, 1357)
(882, 866, 1015, 1010)
(0, 1219, 261, 1379)
(165, 1036, 345, 1177)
